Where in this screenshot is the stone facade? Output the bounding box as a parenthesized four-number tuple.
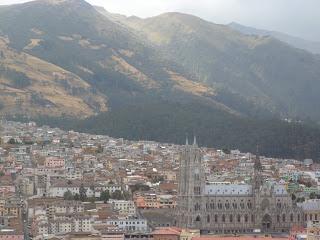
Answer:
(175, 140, 305, 234)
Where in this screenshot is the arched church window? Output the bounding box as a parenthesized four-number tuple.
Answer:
(225, 202, 230, 209)
(194, 173, 200, 181)
(207, 215, 210, 223)
(245, 215, 248, 223)
(247, 201, 252, 209)
(315, 214, 318, 220)
(290, 214, 294, 222)
(215, 215, 218, 223)
(195, 216, 201, 222)
(194, 203, 201, 211)
(240, 202, 245, 209)
(233, 202, 237, 209)
(194, 186, 200, 195)
(237, 214, 241, 222)
(282, 214, 286, 222)
(277, 200, 281, 208)
(261, 199, 270, 211)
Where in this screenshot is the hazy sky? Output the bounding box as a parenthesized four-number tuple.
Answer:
(1, 0, 319, 41)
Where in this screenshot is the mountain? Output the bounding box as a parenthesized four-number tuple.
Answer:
(115, 12, 320, 121)
(1, 0, 320, 160)
(229, 22, 320, 54)
(0, 35, 107, 118)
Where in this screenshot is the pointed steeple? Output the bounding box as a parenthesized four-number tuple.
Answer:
(253, 144, 263, 190)
(254, 144, 262, 171)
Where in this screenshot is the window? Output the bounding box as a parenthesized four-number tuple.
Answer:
(277, 201, 281, 208)
(290, 214, 294, 222)
(207, 215, 210, 223)
(282, 214, 286, 222)
(240, 201, 245, 209)
(237, 214, 241, 222)
(194, 203, 201, 211)
(245, 215, 248, 223)
(215, 215, 218, 223)
(229, 215, 233, 222)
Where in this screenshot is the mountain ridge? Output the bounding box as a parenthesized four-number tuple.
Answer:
(229, 22, 320, 54)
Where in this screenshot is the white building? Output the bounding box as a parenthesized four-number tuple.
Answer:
(109, 199, 136, 217)
(106, 218, 148, 232)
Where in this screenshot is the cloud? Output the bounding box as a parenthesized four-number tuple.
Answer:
(89, 0, 320, 41)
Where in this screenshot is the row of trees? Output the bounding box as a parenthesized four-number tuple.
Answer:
(63, 187, 130, 203)
(292, 192, 320, 202)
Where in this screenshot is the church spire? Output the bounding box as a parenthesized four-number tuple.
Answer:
(254, 144, 262, 171)
(186, 134, 189, 145)
(193, 135, 197, 146)
(253, 144, 263, 190)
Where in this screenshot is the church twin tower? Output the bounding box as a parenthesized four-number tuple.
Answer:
(176, 137, 205, 228)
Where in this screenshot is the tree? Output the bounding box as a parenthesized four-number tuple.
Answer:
(122, 190, 131, 200)
(99, 190, 110, 203)
(222, 148, 231, 154)
(310, 192, 316, 199)
(305, 182, 312, 188)
(111, 190, 123, 200)
(291, 193, 296, 201)
(74, 193, 80, 201)
(79, 184, 87, 202)
(63, 190, 73, 200)
(130, 184, 150, 193)
(8, 138, 17, 145)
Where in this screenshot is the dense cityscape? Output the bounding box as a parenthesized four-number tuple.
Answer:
(0, 120, 319, 240)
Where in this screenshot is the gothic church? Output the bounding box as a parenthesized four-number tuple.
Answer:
(175, 139, 304, 234)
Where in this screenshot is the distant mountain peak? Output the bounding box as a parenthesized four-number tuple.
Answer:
(26, 0, 92, 8)
(229, 22, 320, 54)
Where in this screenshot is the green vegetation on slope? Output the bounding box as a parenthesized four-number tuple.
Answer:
(14, 101, 320, 161)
